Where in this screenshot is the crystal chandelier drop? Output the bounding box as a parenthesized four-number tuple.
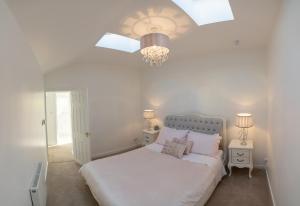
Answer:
(140, 33, 170, 66)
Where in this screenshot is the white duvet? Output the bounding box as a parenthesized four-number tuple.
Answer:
(80, 143, 226, 206)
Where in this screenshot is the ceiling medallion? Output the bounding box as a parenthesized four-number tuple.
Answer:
(140, 33, 170, 66)
(121, 7, 191, 40)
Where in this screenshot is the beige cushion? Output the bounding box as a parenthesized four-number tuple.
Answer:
(173, 137, 194, 155)
(161, 140, 186, 159)
(185, 141, 193, 154)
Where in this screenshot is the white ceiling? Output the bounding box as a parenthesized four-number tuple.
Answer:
(6, 0, 281, 72)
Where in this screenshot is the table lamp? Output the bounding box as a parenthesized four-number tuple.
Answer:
(143, 110, 155, 130)
(235, 113, 254, 145)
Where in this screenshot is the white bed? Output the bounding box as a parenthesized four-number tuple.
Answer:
(80, 114, 227, 206)
(147, 143, 226, 205)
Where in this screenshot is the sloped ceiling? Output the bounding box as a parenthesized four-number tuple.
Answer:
(6, 0, 280, 72)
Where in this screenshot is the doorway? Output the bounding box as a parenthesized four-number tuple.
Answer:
(46, 92, 73, 163)
(45, 90, 91, 165)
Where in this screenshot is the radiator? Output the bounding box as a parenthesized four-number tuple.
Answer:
(30, 162, 47, 206)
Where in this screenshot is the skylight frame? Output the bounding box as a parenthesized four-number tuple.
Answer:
(95, 33, 140, 53)
(171, 0, 234, 26)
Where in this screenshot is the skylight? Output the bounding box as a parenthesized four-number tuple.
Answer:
(171, 0, 234, 26)
(95, 33, 140, 53)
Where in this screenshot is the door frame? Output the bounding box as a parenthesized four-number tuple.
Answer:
(44, 89, 91, 163)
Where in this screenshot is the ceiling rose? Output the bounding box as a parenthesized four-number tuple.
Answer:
(140, 33, 170, 66)
(121, 7, 191, 40)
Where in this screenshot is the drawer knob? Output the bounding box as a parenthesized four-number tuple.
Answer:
(237, 159, 245, 162)
(237, 152, 244, 156)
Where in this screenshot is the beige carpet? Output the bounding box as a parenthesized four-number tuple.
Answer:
(47, 162, 273, 206)
(48, 144, 73, 163)
(47, 161, 98, 206)
(47, 144, 98, 206)
(206, 168, 273, 206)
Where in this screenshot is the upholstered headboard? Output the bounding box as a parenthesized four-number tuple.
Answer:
(164, 113, 228, 163)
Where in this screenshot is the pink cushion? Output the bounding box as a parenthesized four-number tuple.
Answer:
(156, 127, 189, 145)
(187, 131, 221, 156)
(172, 137, 193, 155)
(161, 140, 186, 159)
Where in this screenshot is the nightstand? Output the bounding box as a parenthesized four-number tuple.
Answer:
(143, 130, 159, 146)
(228, 139, 254, 178)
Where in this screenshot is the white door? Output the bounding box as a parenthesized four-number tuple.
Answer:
(71, 90, 91, 165)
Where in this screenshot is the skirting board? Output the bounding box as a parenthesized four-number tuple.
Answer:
(254, 164, 266, 169)
(266, 169, 277, 206)
(92, 144, 141, 160)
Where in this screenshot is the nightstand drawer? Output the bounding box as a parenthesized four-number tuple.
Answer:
(145, 135, 152, 140)
(232, 149, 249, 158)
(143, 130, 159, 146)
(232, 156, 250, 164)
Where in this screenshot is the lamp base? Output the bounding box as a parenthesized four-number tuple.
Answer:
(239, 128, 248, 146)
(146, 119, 152, 131)
(240, 140, 248, 146)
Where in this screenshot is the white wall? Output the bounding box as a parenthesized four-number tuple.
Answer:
(267, 0, 300, 205)
(142, 49, 268, 166)
(0, 1, 47, 205)
(45, 64, 142, 158)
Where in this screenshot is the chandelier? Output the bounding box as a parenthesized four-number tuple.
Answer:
(140, 33, 170, 66)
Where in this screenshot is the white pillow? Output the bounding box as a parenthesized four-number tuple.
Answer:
(187, 131, 221, 156)
(156, 127, 189, 145)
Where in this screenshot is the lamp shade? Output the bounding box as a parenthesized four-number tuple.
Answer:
(140, 33, 170, 66)
(235, 113, 254, 128)
(143, 110, 155, 119)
